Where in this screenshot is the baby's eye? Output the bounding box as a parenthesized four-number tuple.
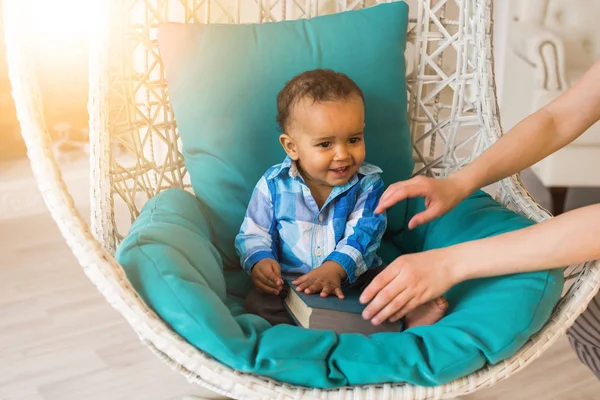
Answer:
(349, 137, 362, 144)
(318, 142, 331, 148)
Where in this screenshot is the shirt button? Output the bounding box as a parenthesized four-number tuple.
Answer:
(315, 248, 323, 256)
(318, 214, 324, 222)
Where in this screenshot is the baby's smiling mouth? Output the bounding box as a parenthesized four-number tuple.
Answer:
(330, 166, 351, 175)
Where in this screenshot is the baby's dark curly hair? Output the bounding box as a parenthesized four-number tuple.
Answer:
(276, 69, 364, 133)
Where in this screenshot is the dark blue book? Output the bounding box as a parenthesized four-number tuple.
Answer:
(283, 278, 403, 334)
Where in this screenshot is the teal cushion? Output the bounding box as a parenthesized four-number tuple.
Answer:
(117, 188, 563, 388)
(158, 2, 413, 269)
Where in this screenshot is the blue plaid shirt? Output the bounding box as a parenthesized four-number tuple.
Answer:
(235, 156, 387, 284)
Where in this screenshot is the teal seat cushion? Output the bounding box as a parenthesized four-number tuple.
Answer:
(157, 3, 413, 269)
(117, 188, 563, 388)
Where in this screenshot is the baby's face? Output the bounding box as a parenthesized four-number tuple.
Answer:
(284, 94, 366, 188)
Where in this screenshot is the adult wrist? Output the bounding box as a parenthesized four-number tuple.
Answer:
(440, 246, 471, 285)
(448, 169, 479, 200)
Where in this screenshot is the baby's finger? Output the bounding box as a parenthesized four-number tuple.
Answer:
(296, 278, 312, 292)
(269, 263, 283, 286)
(297, 277, 315, 292)
(292, 274, 310, 286)
(263, 267, 280, 286)
(256, 270, 279, 289)
(304, 281, 323, 295)
(334, 287, 345, 299)
(320, 284, 333, 297)
(254, 279, 280, 295)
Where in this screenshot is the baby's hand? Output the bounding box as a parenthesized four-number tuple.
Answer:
(251, 259, 283, 295)
(292, 261, 347, 299)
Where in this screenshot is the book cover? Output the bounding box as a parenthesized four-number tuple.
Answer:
(284, 278, 368, 314)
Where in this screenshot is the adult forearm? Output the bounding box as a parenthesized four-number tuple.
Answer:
(448, 204, 600, 281)
(450, 108, 567, 195)
(450, 60, 600, 197)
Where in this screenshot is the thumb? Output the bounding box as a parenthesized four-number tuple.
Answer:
(270, 262, 282, 283)
(407, 206, 442, 230)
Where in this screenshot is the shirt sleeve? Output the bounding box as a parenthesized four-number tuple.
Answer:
(234, 176, 278, 274)
(324, 175, 387, 284)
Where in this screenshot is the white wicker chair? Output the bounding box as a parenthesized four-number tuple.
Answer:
(4, 0, 600, 399)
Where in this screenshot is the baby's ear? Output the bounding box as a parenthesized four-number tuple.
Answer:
(279, 134, 299, 160)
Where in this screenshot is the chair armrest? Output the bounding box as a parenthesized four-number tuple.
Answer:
(509, 22, 568, 91)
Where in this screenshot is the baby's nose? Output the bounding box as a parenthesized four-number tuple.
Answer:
(334, 146, 350, 160)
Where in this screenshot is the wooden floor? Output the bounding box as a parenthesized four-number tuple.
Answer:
(1, 211, 599, 400)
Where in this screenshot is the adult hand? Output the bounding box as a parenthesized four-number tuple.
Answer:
(360, 250, 458, 325)
(375, 175, 470, 229)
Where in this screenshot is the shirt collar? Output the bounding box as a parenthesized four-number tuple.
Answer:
(358, 162, 383, 176)
(266, 156, 295, 180)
